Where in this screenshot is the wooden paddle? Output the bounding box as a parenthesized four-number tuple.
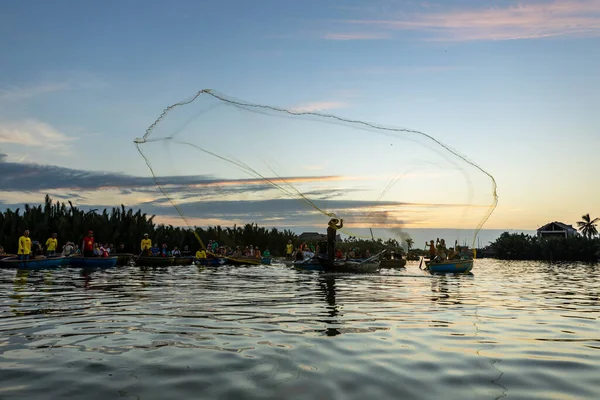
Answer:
(419, 243, 429, 270)
(359, 249, 386, 265)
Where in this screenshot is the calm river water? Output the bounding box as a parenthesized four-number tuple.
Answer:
(1, 259, 599, 399)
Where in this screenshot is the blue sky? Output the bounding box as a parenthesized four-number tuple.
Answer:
(0, 0, 599, 239)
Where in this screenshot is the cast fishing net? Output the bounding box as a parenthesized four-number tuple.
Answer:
(135, 89, 497, 254)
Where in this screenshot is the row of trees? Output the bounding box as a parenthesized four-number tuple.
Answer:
(0, 196, 413, 257)
(487, 232, 600, 262)
(0, 196, 299, 256)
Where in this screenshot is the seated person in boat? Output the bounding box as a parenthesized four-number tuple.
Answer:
(45, 233, 58, 257)
(232, 246, 241, 258)
(347, 248, 356, 259)
(93, 243, 103, 257)
(302, 247, 315, 260)
(262, 248, 271, 258)
(160, 244, 170, 257)
(182, 245, 191, 256)
(195, 248, 207, 259)
(151, 244, 160, 256)
(98, 244, 109, 257)
(447, 247, 459, 260)
(364, 249, 371, 258)
(32, 241, 46, 259)
(61, 241, 75, 256)
(335, 248, 344, 259)
(0, 246, 6, 256)
(459, 246, 473, 259)
(172, 246, 182, 257)
(294, 248, 304, 261)
(254, 247, 261, 259)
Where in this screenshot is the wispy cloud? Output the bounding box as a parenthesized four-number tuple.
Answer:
(289, 101, 348, 113)
(342, 0, 600, 41)
(0, 74, 106, 103)
(0, 82, 71, 102)
(0, 153, 345, 192)
(324, 32, 390, 40)
(0, 120, 77, 151)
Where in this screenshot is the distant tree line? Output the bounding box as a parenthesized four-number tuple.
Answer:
(0, 195, 298, 256)
(486, 232, 600, 262)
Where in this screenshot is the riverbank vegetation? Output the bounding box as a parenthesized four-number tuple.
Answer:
(0, 196, 298, 256)
(487, 232, 600, 262)
(0, 196, 410, 257)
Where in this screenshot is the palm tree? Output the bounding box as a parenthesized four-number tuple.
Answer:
(577, 214, 599, 239)
(405, 237, 414, 251)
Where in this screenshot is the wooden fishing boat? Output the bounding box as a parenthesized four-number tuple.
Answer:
(425, 258, 473, 274)
(69, 256, 118, 268)
(134, 256, 175, 267)
(0, 256, 69, 269)
(222, 256, 262, 266)
(173, 256, 194, 266)
(309, 256, 380, 273)
(293, 257, 323, 271)
(380, 258, 407, 269)
(195, 258, 226, 266)
(112, 253, 134, 266)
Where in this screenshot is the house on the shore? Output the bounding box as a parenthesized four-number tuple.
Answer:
(536, 221, 578, 238)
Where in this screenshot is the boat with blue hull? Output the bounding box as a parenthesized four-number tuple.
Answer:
(425, 259, 473, 274)
(195, 258, 226, 266)
(0, 256, 69, 269)
(293, 256, 380, 273)
(293, 258, 323, 271)
(69, 256, 118, 268)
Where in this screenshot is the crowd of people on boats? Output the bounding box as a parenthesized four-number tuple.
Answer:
(1, 225, 472, 264)
(192, 240, 271, 260)
(0, 229, 131, 261)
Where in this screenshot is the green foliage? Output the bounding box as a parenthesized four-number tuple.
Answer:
(489, 232, 600, 262)
(0, 196, 296, 256)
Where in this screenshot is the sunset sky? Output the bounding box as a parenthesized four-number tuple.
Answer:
(1, 0, 598, 239)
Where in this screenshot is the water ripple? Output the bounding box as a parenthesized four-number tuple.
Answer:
(0, 259, 599, 399)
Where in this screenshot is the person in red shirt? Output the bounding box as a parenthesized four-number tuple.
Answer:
(83, 230, 95, 257)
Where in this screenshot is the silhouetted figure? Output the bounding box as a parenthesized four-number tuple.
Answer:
(327, 218, 343, 270)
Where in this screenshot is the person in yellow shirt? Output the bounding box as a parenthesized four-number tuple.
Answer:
(45, 233, 58, 256)
(286, 240, 293, 260)
(140, 233, 152, 256)
(195, 249, 207, 259)
(18, 230, 32, 261)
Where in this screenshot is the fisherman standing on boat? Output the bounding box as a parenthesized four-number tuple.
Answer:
(18, 230, 32, 261)
(45, 233, 58, 257)
(286, 240, 293, 260)
(141, 233, 152, 256)
(82, 230, 94, 257)
(326, 218, 343, 270)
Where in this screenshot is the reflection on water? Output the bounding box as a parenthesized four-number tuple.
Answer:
(0, 259, 599, 400)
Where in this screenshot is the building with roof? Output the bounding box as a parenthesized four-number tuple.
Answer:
(298, 232, 341, 242)
(536, 221, 578, 238)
